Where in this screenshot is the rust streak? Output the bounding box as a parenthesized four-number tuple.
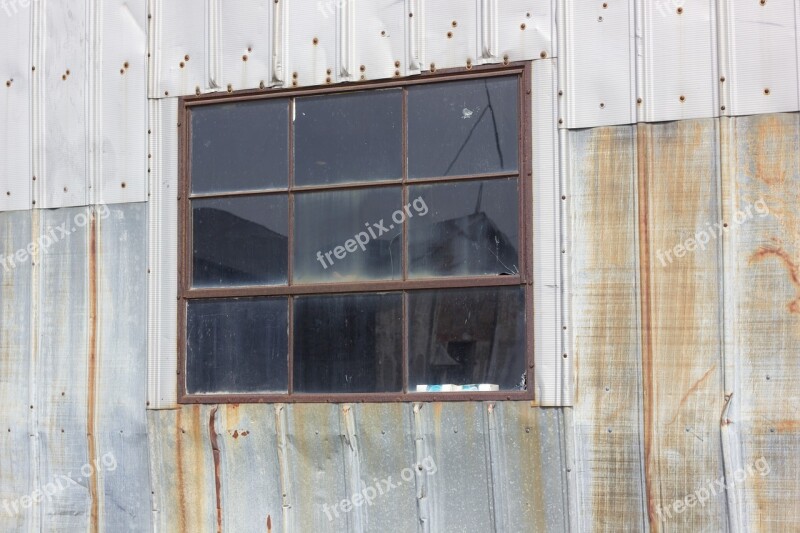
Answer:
(266, 514, 272, 532)
(749, 246, 800, 313)
(636, 126, 658, 531)
(87, 211, 99, 533)
(176, 409, 187, 531)
(210, 407, 223, 533)
(665, 364, 718, 427)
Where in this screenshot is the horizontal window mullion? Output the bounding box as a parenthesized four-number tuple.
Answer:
(182, 274, 523, 299)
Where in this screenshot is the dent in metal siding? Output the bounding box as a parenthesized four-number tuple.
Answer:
(0, 212, 33, 531)
(0, 7, 32, 212)
(724, 113, 800, 530)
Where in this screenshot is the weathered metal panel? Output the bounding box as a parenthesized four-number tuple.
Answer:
(723, 113, 800, 531)
(95, 203, 151, 531)
(0, 7, 32, 212)
(568, 125, 648, 530)
(217, 0, 273, 93)
(718, 1, 800, 117)
(149, 0, 207, 98)
(420, 0, 479, 72)
(285, 1, 337, 86)
(99, 0, 149, 205)
(0, 211, 33, 531)
(41, 0, 89, 208)
(495, 0, 553, 63)
(638, 119, 728, 531)
(636, 0, 719, 122)
(351, 0, 409, 81)
(560, 0, 636, 128)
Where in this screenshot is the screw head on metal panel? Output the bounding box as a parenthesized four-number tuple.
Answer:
(227, 84, 233, 92)
(720, 76, 726, 82)
(637, 97, 643, 104)
(540, 51, 547, 58)
(185, 55, 190, 61)
(242, 55, 248, 61)
(452, 20, 457, 27)
(677, 6, 683, 14)
(430, 63, 436, 72)
(447, 31, 453, 38)
(599, 102, 605, 108)
(5, 80, 10, 87)
(602, 2, 608, 7)
(312, 37, 319, 45)
(679, 95, 685, 102)
(764, 88, 770, 95)
(520, 23, 526, 30)
(360, 64, 366, 72)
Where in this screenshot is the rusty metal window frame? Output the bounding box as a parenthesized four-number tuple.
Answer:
(177, 61, 534, 403)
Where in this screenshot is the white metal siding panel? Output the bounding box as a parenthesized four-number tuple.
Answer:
(149, 0, 207, 98)
(351, 0, 409, 81)
(721, 1, 800, 116)
(218, 0, 273, 92)
(421, 0, 479, 71)
(42, 0, 89, 208)
(532, 59, 569, 406)
(147, 98, 178, 409)
(495, 0, 553, 63)
(637, 0, 719, 122)
(99, 0, 148, 205)
(560, 0, 636, 128)
(286, 2, 336, 86)
(0, 9, 32, 212)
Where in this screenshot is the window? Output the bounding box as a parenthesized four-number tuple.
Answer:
(179, 63, 533, 402)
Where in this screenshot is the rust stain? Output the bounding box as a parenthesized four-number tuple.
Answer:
(665, 365, 717, 427)
(176, 409, 187, 531)
(752, 115, 791, 187)
(749, 246, 800, 313)
(209, 407, 223, 533)
(266, 514, 272, 532)
(87, 211, 99, 533)
(636, 125, 658, 530)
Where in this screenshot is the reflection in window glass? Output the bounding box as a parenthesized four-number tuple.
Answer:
(187, 298, 288, 394)
(408, 178, 519, 278)
(294, 89, 403, 186)
(293, 293, 403, 393)
(408, 287, 526, 391)
(191, 100, 289, 194)
(408, 77, 519, 179)
(293, 187, 402, 283)
(192, 195, 288, 287)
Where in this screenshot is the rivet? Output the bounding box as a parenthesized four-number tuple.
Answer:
(721, 105, 726, 111)
(292, 80, 298, 86)
(195, 86, 201, 95)
(679, 95, 685, 102)
(242, 55, 248, 61)
(599, 102, 605, 108)
(602, 2, 608, 7)
(598, 16, 603, 21)
(452, 20, 457, 27)
(326, 68, 332, 75)
(120, 69, 125, 75)
(381, 30, 386, 36)
(259, 81, 265, 89)
(326, 76, 331, 83)
(180, 62, 185, 68)
(466, 60, 472, 70)
(164, 91, 169, 96)
(558, 118, 563, 124)
(184, 55, 190, 61)
(360, 75, 365, 80)
(394, 70, 400, 76)
(62, 74, 67, 80)
(227, 84, 233, 92)
(562, 353, 568, 358)
(430, 63, 436, 72)
(562, 195, 566, 200)
(637, 97, 643, 104)
(447, 31, 453, 38)
(394, 60, 400, 67)
(760, 0, 765, 5)
(31, 66, 35, 71)
(124, 61, 129, 69)
(764, 88, 770, 95)
(121, 182, 126, 188)
(558, 90, 563, 96)
(248, 47, 252, 52)
(66, 70, 70, 75)
(520, 23, 526, 30)
(540, 51, 547, 58)
(359, 64, 366, 72)
(312, 37, 319, 45)
(723, 223, 728, 227)
(503, 55, 509, 65)
(677, 6, 683, 14)
(720, 76, 726, 82)
(526, 12, 531, 17)
(409, 12, 413, 17)
(5, 80, 11, 87)
(63, 187, 67, 192)
(292, 72, 298, 78)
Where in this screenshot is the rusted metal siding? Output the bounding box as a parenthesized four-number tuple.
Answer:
(147, 403, 568, 532)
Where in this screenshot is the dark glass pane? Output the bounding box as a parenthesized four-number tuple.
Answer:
(191, 99, 289, 193)
(293, 293, 402, 393)
(187, 298, 288, 394)
(408, 178, 519, 278)
(294, 89, 402, 186)
(293, 187, 402, 283)
(408, 287, 526, 391)
(408, 77, 519, 178)
(192, 195, 288, 287)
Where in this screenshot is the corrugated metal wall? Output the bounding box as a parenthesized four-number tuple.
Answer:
(0, 0, 798, 531)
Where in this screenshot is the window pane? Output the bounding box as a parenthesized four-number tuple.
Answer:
(407, 178, 519, 278)
(293, 187, 402, 283)
(293, 293, 402, 393)
(294, 89, 402, 186)
(408, 77, 519, 179)
(408, 287, 526, 391)
(191, 100, 289, 194)
(192, 195, 288, 287)
(187, 298, 288, 394)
